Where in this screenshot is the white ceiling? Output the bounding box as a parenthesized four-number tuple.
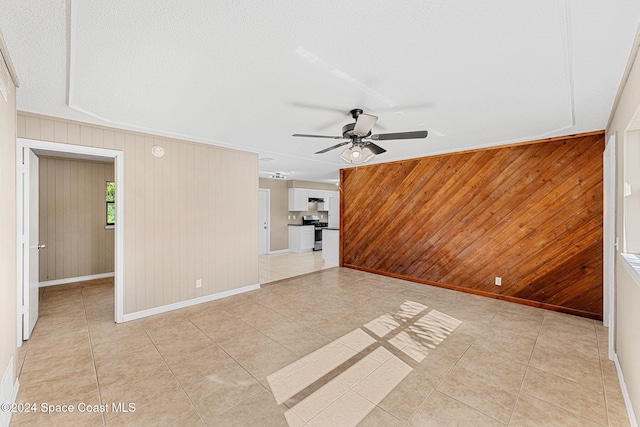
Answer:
(1, 1, 639, 182)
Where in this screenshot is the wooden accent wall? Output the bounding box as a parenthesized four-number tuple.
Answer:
(341, 132, 604, 319)
(39, 158, 115, 282)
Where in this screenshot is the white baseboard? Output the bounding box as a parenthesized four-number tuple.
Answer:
(122, 283, 261, 322)
(268, 249, 289, 254)
(39, 272, 115, 288)
(613, 353, 638, 427)
(0, 358, 19, 427)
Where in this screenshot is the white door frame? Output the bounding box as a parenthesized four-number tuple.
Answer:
(258, 188, 270, 254)
(16, 138, 125, 346)
(603, 134, 616, 359)
(22, 149, 40, 340)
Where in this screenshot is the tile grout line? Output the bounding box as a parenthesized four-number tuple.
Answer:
(82, 285, 107, 427)
(505, 310, 545, 425)
(178, 316, 269, 422)
(406, 312, 482, 425)
(593, 320, 612, 427)
(140, 327, 209, 425)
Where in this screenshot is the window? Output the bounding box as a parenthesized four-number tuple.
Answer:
(106, 181, 115, 226)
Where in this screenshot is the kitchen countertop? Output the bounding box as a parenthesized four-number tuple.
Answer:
(323, 228, 339, 231)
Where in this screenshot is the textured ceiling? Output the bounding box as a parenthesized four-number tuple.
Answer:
(1, 1, 639, 182)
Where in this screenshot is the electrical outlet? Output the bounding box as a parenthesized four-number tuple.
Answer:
(288, 215, 291, 220)
(320, 214, 323, 219)
(495, 277, 502, 286)
(196, 279, 202, 288)
(293, 215, 296, 220)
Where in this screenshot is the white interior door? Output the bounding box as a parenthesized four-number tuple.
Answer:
(603, 136, 616, 358)
(258, 189, 269, 254)
(23, 149, 40, 339)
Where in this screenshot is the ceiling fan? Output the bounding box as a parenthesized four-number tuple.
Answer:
(292, 108, 428, 164)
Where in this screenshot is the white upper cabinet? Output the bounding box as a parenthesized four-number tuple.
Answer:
(288, 188, 339, 212)
(288, 188, 309, 211)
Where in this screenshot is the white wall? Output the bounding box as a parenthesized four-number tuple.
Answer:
(606, 26, 640, 425)
(0, 33, 18, 426)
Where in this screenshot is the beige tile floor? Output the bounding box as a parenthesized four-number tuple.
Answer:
(260, 251, 333, 284)
(11, 269, 630, 426)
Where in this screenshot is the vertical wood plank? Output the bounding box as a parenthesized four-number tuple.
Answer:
(77, 161, 87, 276)
(54, 159, 64, 279)
(54, 121, 68, 144)
(178, 142, 188, 302)
(62, 160, 71, 278)
(80, 125, 93, 147)
(16, 114, 26, 138)
(134, 135, 147, 310)
(38, 159, 48, 281)
(124, 133, 137, 313)
(103, 130, 115, 150)
(40, 119, 54, 142)
(92, 128, 104, 148)
(69, 161, 79, 278)
(25, 116, 40, 140)
(47, 159, 56, 280)
(68, 123, 81, 145)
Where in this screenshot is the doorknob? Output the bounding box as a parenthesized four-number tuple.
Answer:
(37, 244, 46, 250)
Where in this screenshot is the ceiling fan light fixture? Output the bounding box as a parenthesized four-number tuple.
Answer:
(339, 146, 375, 164)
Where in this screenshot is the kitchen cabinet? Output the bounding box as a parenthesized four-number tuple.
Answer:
(308, 189, 323, 198)
(288, 225, 315, 253)
(328, 193, 340, 228)
(288, 188, 309, 211)
(322, 229, 339, 265)
(289, 188, 339, 212)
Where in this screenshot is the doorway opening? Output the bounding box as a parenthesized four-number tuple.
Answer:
(17, 138, 124, 346)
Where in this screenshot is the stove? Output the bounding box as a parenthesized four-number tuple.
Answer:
(303, 215, 328, 250)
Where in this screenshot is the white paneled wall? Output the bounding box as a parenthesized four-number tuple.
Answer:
(39, 158, 115, 282)
(19, 112, 259, 315)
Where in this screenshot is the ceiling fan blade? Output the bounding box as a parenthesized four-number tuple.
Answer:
(287, 102, 348, 115)
(353, 114, 378, 136)
(315, 141, 351, 154)
(370, 130, 428, 141)
(315, 116, 349, 131)
(365, 142, 386, 155)
(292, 133, 343, 139)
(371, 103, 434, 113)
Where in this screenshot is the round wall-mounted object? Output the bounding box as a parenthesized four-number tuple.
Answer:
(151, 145, 165, 157)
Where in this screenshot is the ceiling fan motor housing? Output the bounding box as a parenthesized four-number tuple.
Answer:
(342, 122, 371, 139)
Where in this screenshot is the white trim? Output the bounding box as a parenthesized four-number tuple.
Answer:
(39, 272, 115, 288)
(603, 135, 616, 361)
(114, 152, 124, 323)
(613, 353, 639, 427)
(15, 147, 23, 348)
(0, 358, 19, 427)
(0, 28, 20, 86)
(17, 139, 125, 329)
(258, 188, 271, 255)
(268, 249, 290, 255)
(620, 253, 640, 284)
(122, 283, 260, 322)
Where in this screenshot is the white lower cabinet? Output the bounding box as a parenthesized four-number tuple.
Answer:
(289, 225, 315, 253)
